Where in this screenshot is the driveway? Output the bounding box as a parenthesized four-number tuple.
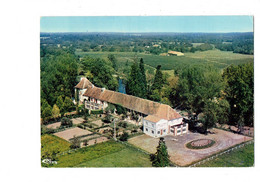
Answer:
(129, 128, 252, 166)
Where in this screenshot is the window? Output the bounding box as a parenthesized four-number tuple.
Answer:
(163, 129, 166, 133)
(152, 124, 154, 127)
(177, 125, 181, 129)
(183, 123, 186, 127)
(183, 128, 186, 132)
(146, 121, 148, 125)
(146, 128, 148, 132)
(177, 130, 181, 133)
(152, 130, 154, 134)
(157, 131, 160, 134)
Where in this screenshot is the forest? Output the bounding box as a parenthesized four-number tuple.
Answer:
(40, 32, 254, 131)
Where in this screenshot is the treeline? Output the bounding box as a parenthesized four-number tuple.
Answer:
(126, 58, 254, 131)
(40, 47, 78, 121)
(40, 32, 253, 55)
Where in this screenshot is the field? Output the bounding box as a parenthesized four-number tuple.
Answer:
(75, 49, 254, 72)
(197, 143, 254, 167)
(51, 140, 151, 167)
(41, 134, 71, 158)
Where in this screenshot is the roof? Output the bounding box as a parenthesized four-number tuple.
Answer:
(168, 50, 184, 55)
(75, 77, 93, 89)
(82, 86, 182, 122)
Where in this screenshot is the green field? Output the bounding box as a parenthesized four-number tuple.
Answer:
(41, 134, 71, 158)
(76, 148, 152, 167)
(50, 140, 151, 167)
(75, 49, 253, 72)
(196, 143, 254, 167)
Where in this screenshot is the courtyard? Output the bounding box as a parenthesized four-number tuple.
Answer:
(128, 128, 253, 166)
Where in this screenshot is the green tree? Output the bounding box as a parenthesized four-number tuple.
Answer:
(223, 63, 254, 126)
(70, 135, 81, 149)
(56, 96, 65, 116)
(63, 96, 74, 113)
(119, 132, 129, 141)
(151, 65, 164, 91)
(151, 137, 170, 167)
(42, 104, 52, 123)
(139, 58, 147, 98)
(108, 54, 118, 71)
(52, 104, 60, 120)
(126, 61, 143, 97)
(60, 117, 73, 127)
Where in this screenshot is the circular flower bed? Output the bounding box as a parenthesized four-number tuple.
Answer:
(186, 139, 215, 149)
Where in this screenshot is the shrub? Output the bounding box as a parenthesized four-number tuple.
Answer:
(70, 135, 81, 149)
(60, 117, 73, 127)
(119, 132, 129, 141)
(91, 109, 103, 115)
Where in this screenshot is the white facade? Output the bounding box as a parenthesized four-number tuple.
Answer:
(143, 117, 188, 138)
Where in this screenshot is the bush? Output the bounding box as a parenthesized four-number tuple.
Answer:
(91, 109, 103, 115)
(60, 117, 73, 127)
(119, 132, 129, 141)
(70, 136, 81, 149)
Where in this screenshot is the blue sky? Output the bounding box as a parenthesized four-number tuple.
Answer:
(40, 16, 253, 33)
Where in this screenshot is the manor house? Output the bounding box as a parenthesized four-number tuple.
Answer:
(75, 77, 188, 137)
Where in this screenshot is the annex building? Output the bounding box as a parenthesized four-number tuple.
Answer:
(75, 77, 188, 138)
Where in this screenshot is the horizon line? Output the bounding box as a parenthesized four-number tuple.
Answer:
(40, 31, 254, 34)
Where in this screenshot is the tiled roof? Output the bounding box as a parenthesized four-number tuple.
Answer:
(75, 77, 93, 89)
(82, 86, 182, 122)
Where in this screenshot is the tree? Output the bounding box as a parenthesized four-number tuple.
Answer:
(139, 58, 147, 98)
(119, 132, 129, 141)
(42, 104, 52, 123)
(126, 61, 142, 97)
(70, 135, 81, 149)
(174, 65, 224, 119)
(151, 137, 170, 167)
(60, 117, 73, 127)
(151, 65, 164, 91)
(223, 63, 254, 126)
(52, 104, 60, 120)
(108, 54, 118, 71)
(63, 96, 74, 113)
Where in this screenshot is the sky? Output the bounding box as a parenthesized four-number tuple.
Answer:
(40, 16, 253, 33)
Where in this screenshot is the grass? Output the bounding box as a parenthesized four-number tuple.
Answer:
(196, 143, 254, 167)
(75, 49, 253, 72)
(51, 140, 151, 167)
(41, 134, 71, 158)
(76, 148, 152, 167)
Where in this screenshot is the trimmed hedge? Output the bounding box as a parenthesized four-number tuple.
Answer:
(91, 109, 103, 115)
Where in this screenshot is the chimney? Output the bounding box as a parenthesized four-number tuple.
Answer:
(91, 84, 94, 88)
(101, 88, 106, 92)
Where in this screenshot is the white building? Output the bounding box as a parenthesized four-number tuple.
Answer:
(75, 77, 188, 138)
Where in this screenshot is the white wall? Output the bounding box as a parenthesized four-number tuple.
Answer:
(143, 118, 168, 138)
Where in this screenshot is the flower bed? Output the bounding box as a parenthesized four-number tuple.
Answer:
(186, 139, 215, 149)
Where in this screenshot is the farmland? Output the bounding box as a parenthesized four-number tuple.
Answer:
(75, 49, 253, 72)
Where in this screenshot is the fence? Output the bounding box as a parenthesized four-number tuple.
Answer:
(189, 140, 254, 167)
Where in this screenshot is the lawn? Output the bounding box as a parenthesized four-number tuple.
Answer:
(197, 143, 254, 167)
(41, 134, 71, 158)
(76, 148, 152, 167)
(52, 140, 151, 167)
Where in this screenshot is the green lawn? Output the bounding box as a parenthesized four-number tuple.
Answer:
(41, 134, 71, 158)
(52, 140, 151, 167)
(76, 148, 152, 167)
(197, 143, 254, 167)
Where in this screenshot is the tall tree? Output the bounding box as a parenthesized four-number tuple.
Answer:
(108, 54, 118, 71)
(52, 104, 60, 120)
(63, 97, 74, 113)
(151, 137, 170, 167)
(139, 58, 147, 98)
(56, 96, 65, 116)
(223, 63, 254, 126)
(151, 65, 164, 91)
(126, 61, 143, 98)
